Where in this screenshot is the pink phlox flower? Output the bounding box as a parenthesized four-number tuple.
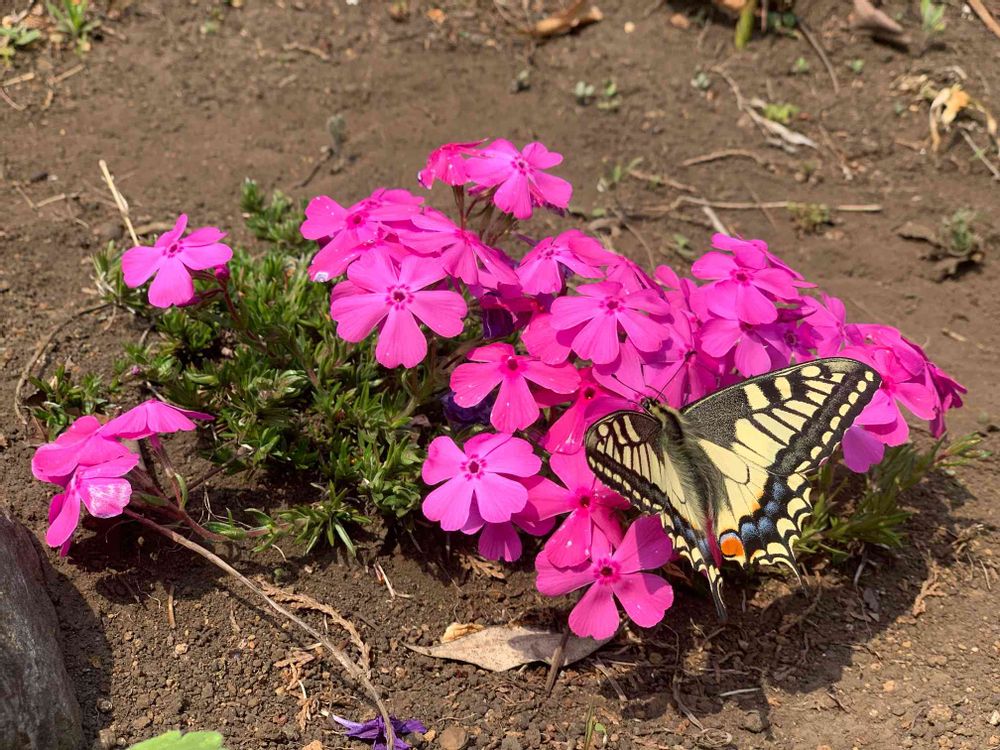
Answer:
(604, 255, 658, 293)
(516, 230, 616, 295)
(304, 190, 424, 281)
(477, 500, 558, 563)
(692, 234, 802, 324)
(100, 399, 213, 440)
(549, 281, 672, 365)
(463, 139, 572, 220)
(699, 311, 796, 377)
(417, 140, 485, 189)
(46, 452, 140, 552)
(803, 294, 852, 357)
(121, 214, 233, 308)
(527, 451, 628, 567)
(768, 306, 821, 363)
(536, 515, 674, 639)
(450, 343, 581, 433)
(542, 367, 634, 454)
(329, 250, 466, 368)
(405, 210, 518, 287)
(591, 338, 650, 402)
(32, 415, 133, 486)
(421, 432, 541, 531)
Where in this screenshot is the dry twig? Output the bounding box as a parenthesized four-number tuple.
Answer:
(681, 149, 766, 167)
(968, 0, 1000, 40)
(98, 160, 140, 247)
(798, 20, 838, 95)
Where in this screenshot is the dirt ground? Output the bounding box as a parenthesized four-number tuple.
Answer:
(2, 1, 1000, 748)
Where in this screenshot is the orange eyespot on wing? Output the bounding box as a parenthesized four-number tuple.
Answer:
(719, 532, 745, 559)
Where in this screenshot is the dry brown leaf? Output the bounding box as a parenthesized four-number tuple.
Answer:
(459, 554, 506, 580)
(441, 622, 485, 643)
(426, 8, 446, 25)
(404, 625, 609, 671)
(301, 742, 324, 750)
(928, 84, 999, 152)
(532, 0, 603, 38)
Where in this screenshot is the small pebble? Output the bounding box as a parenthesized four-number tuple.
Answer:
(439, 725, 468, 750)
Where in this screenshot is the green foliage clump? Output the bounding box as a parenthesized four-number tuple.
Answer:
(87, 182, 452, 553)
(797, 434, 986, 560)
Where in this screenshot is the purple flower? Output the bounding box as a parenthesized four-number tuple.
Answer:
(330, 714, 427, 750)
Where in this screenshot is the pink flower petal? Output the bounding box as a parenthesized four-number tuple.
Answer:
(46, 490, 80, 548)
(531, 172, 572, 210)
(78, 476, 132, 518)
(732, 283, 778, 325)
(330, 291, 390, 342)
(535, 552, 593, 596)
(842, 426, 886, 473)
(612, 572, 673, 628)
(474, 473, 529, 523)
(613, 516, 673, 574)
(545, 510, 593, 568)
(478, 522, 523, 562)
(569, 583, 620, 639)
(422, 436, 467, 484)
(408, 290, 467, 338)
(183, 226, 227, 245)
(376, 308, 427, 368)
(450, 362, 505, 408)
(478, 435, 541, 476)
(570, 317, 620, 365)
(421, 478, 475, 531)
(147, 257, 195, 308)
(491, 375, 540, 432)
(495, 172, 533, 220)
(178, 242, 233, 271)
(121, 245, 164, 287)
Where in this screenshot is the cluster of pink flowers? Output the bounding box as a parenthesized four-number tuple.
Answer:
(302, 138, 965, 639)
(32, 400, 211, 554)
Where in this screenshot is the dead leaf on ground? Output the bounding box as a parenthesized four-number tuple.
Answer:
(301, 742, 324, 750)
(669, 13, 690, 30)
(929, 84, 999, 152)
(441, 622, 485, 643)
(532, 0, 603, 37)
(458, 554, 506, 580)
(404, 625, 609, 671)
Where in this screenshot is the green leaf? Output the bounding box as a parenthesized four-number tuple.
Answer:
(127, 730, 227, 750)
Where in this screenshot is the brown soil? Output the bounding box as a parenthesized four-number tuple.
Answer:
(2, 1, 1000, 749)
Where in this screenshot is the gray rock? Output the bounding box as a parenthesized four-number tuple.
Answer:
(0, 510, 83, 749)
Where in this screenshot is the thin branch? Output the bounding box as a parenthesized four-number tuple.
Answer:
(122, 509, 396, 748)
(798, 20, 839, 95)
(98, 160, 140, 247)
(960, 129, 1000, 180)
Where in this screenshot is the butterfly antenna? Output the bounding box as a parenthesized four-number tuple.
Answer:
(648, 358, 687, 408)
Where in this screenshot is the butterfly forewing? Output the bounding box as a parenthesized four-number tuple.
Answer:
(683, 357, 881, 476)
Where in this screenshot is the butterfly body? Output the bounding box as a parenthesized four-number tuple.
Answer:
(585, 357, 881, 620)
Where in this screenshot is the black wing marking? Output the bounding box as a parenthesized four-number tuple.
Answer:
(682, 357, 881, 476)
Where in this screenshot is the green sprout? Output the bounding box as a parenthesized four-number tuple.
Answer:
(46, 0, 100, 53)
(0, 24, 41, 65)
(920, 0, 946, 33)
